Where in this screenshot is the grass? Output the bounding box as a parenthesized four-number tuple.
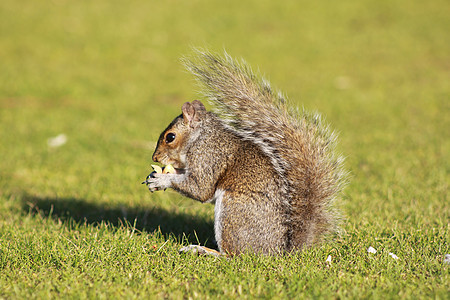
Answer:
(0, 0, 449, 298)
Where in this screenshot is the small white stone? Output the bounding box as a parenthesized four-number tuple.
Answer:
(47, 134, 67, 148)
(389, 252, 399, 260)
(326, 255, 332, 263)
(367, 246, 377, 254)
(444, 254, 450, 265)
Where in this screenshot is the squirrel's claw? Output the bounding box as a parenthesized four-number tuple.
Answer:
(143, 172, 175, 192)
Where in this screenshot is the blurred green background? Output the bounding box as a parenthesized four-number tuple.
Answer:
(1, 0, 447, 221)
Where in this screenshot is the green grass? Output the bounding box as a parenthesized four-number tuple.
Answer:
(0, 0, 449, 298)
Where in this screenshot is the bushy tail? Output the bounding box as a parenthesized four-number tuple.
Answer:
(184, 50, 347, 250)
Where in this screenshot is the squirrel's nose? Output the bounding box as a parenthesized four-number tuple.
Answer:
(152, 152, 158, 162)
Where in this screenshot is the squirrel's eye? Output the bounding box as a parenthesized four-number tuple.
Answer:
(165, 132, 176, 144)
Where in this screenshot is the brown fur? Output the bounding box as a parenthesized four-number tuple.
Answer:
(146, 50, 347, 255)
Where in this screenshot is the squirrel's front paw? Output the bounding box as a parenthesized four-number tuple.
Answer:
(143, 172, 174, 192)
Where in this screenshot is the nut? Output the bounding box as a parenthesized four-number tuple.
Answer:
(163, 164, 176, 174)
(151, 165, 163, 174)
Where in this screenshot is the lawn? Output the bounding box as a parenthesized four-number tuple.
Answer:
(0, 0, 448, 298)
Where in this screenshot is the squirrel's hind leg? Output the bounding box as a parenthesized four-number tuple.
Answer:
(179, 245, 223, 257)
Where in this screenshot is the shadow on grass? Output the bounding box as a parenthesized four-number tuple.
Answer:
(20, 193, 216, 248)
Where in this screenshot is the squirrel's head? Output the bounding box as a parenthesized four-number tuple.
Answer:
(152, 100, 207, 169)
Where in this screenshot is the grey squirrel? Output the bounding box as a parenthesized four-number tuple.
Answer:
(143, 50, 347, 256)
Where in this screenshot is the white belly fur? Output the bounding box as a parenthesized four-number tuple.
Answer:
(212, 189, 225, 251)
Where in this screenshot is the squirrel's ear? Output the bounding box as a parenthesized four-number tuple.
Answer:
(191, 100, 206, 112)
(182, 100, 206, 129)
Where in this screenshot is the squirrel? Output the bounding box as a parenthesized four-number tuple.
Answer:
(143, 50, 347, 256)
